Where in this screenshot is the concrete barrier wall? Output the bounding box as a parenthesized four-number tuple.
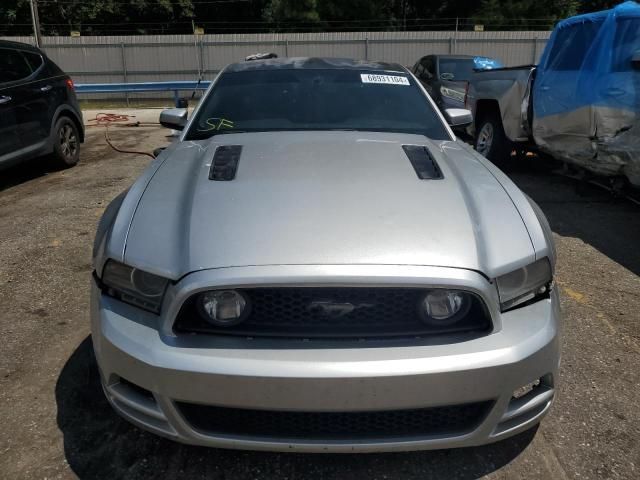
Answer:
(2, 31, 551, 101)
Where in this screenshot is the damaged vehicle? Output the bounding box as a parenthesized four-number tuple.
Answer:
(91, 57, 560, 452)
(467, 1, 640, 188)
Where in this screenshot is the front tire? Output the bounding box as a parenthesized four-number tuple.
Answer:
(475, 112, 511, 164)
(50, 116, 80, 168)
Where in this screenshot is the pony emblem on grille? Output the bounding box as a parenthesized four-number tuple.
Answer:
(307, 300, 376, 318)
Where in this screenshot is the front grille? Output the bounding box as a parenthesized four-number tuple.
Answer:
(174, 287, 491, 339)
(176, 401, 493, 440)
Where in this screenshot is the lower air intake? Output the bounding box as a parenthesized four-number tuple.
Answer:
(176, 401, 493, 440)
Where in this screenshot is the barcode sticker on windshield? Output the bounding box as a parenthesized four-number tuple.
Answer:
(360, 74, 410, 85)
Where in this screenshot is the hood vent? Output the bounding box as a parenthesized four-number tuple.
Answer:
(402, 145, 443, 180)
(209, 145, 242, 181)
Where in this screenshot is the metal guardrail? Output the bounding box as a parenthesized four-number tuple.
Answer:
(75, 81, 212, 106)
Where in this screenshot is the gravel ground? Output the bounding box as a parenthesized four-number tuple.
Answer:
(0, 119, 638, 479)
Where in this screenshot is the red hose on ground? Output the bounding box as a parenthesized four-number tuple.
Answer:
(87, 112, 157, 159)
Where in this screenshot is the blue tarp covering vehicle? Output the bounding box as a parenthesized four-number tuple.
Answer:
(469, 2, 640, 187)
(532, 1, 640, 185)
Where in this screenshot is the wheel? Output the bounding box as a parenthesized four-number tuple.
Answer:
(50, 116, 80, 168)
(475, 112, 511, 164)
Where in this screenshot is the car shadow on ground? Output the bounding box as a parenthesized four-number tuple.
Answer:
(0, 157, 53, 193)
(57, 337, 537, 480)
(501, 157, 640, 277)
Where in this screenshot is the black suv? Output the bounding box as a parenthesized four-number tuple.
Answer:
(0, 40, 84, 170)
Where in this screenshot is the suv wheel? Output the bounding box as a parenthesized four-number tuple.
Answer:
(475, 112, 511, 164)
(50, 117, 80, 168)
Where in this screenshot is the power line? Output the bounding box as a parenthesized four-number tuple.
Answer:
(3, 10, 556, 36)
(36, 18, 556, 26)
(22, 25, 553, 33)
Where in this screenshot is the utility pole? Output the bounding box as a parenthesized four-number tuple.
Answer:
(454, 17, 459, 54)
(29, 0, 43, 48)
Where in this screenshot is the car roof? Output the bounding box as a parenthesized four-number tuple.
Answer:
(0, 40, 42, 53)
(224, 57, 407, 74)
(433, 55, 475, 59)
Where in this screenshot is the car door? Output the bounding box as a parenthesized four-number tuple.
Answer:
(0, 47, 31, 160)
(532, 20, 605, 143)
(606, 16, 640, 121)
(11, 49, 52, 151)
(0, 85, 19, 159)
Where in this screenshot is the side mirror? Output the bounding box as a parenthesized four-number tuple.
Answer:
(159, 108, 188, 130)
(444, 108, 473, 128)
(632, 51, 640, 69)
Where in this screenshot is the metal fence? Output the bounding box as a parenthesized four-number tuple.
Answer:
(2, 31, 551, 101)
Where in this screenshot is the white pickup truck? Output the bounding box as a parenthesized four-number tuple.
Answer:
(466, 2, 640, 188)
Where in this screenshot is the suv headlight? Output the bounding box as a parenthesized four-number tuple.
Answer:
(440, 86, 465, 102)
(496, 258, 552, 311)
(101, 260, 169, 313)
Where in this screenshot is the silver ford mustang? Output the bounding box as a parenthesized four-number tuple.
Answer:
(91, 57, 560, 452)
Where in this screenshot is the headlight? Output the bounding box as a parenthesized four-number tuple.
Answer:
(496, 258, 552, 311)
(440, 86, 465, 102)
(419, 289, 472, 326)
(101, 260, 169, 313)
(197, 290, 249, 326)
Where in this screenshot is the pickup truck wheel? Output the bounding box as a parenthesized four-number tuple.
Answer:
(50, 117, 80, 169)
(475, 114, 511, 164)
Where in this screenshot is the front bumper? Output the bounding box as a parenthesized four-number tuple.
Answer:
(90, 268, 560, 453)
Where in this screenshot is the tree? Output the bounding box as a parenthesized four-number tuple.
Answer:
(0, 0, 628, 35)
(317, 0, 389, 23)
(0, 0, 30, 32)
(263, 0, 321, 29)
(578, 1, 619, 12)
(0, 0, 195, 35)
(473, 0, 579, 30)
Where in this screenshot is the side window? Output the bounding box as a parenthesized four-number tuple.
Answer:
(0, 48, 33, 84)
(421, 57, 435, 79)
(612, 18, 640, 72)
(23, 51, 43, 73)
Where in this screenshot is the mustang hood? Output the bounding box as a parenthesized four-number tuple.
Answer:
(123, 131, 535, 279)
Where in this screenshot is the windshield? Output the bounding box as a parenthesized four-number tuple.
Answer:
(186, 68, 449, 140)
(438, 58, 475, 82)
